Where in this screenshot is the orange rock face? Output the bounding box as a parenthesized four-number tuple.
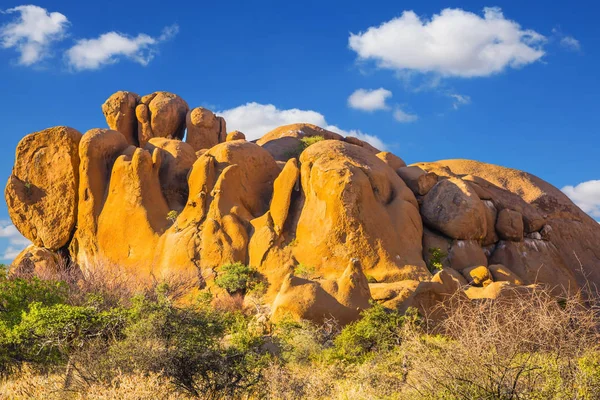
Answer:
(136, 92, 189, 147)
(5, 126, 81, 250)
(5, 91, 600, 325)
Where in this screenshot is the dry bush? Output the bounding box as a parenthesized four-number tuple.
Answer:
(401, 286, 600, 399)
(212, 293, 245, 313)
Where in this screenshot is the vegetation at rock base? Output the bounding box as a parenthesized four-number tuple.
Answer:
(1, 267, 600, 399)
(214, 262, 262, 295)
(427, 247, 446, 273)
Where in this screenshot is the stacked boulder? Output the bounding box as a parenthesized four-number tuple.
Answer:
(5, 91, 600, 324)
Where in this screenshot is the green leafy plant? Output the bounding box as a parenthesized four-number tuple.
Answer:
(329, 304, 419, 363)
(214, 263, 260, 295)
(299, 135, 324, 148)
(107, 290, 267, 397)
(427, 247, 446, 273)
(293, 263, 316, 279)
(166, 210, 180, 223)
(284, 135, 325, 159)
(0, 276, 68, 328)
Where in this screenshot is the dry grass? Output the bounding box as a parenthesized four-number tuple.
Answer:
(0, 367, 193, 400)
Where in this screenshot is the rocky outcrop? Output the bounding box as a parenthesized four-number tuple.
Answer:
(5, 91, 600, 325)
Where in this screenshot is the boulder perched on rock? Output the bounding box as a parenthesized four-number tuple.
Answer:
(5, 90, 600, 326)
(376, 151, 406, 170)
(136, 92, 189, 146)
(397, 166, 438, 196)
(421, 177, 487, 240)
(186, 107, 226, 151)
(226, 130, 245, 141)
(5, 126, 81, 250)
(102, 91, 141, 145)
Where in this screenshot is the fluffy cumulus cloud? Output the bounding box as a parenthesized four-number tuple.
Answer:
(65, 24, 178, 70)
(0, 5, 69, 65)
(562, 180, 600, 219)
(218, 102, 386, 150)
(0, 220, 30, 261)
(349, 7, 546, 78)
(348, 88, 392, 111)
(393, 107, 418, 123)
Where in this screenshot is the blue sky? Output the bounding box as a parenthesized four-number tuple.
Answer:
(0, 0, 599, 261)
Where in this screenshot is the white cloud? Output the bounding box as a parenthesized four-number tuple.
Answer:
(65, 24, 178, 70)
(449, 93, 471, 109)
(560, 36, 581, 51)
(562, 180, 600, 219)
(0, 220, 30, 261)
(348, 88, 392, 111)
(349, 7, 546, 78)
(218, 102, 386, 149)
(393, 107, 418, 123)
(0, 5, 69, 66)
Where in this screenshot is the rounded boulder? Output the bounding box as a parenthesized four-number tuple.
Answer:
(5, 126, 82, 250)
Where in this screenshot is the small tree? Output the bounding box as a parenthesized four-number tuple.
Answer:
(214, 263, 260, 295)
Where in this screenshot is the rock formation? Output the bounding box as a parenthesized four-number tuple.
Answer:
(5, 91, 600, 324)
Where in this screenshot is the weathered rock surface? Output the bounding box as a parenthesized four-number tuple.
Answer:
(376, 151, 406, 170)
(136, 92, 189, 146)
(421, 177, 487, 240)
(186, 107, 227, 151)
(5, 91, 600, 325)
(5, 126, 82, 250)
(397, 166, 438, 196)
(10, 245, 60, 277)
(102, 91, 140, 145)
(496, 208, 524, 241)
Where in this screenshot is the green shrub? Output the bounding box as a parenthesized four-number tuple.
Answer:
(293, 263, 316, 279)
(166, 210, 180, 223)
(214, 263, 260, 294)
(329, 304, 419, 363)
(300, 135, 324, 148)
(0, 276, 68, 328)
(577, 352, 600, 399)
(284, 135, 325, 159)
(106, 291, 268, 398)
(273, 318, 325, 364)
(427, 247, 446, 273)
(7, 303, 125, 363)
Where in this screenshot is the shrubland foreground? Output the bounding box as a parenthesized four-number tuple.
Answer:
(0, 264, 599, 399)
